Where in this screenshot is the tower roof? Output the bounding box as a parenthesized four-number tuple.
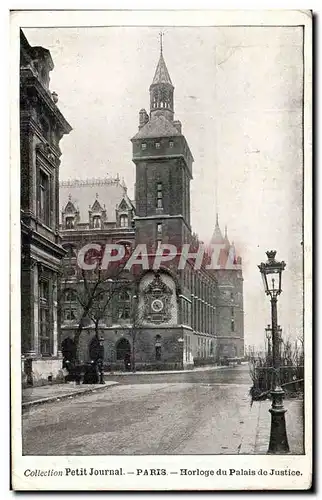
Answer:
(151, 52, 173, 87)
(210, 213, 225, 244)
(132, 114, 181, 140)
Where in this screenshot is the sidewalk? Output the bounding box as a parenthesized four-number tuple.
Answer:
(22, 381, 118, 410)
(241, 397, 304, 454)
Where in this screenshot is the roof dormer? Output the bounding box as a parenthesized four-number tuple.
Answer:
(61, 195, 79, 229)
(88, 194, 107, 229)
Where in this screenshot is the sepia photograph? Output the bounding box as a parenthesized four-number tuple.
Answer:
(11, 9, 312, 491)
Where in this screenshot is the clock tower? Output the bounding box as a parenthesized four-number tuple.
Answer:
(131, 41, 193, 254)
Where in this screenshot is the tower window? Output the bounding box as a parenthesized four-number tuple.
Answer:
(169, 141, 174, 148)
(231, 319, 235, 332)
(155, 142, 160, 149)
(141, 143, 147, 150)
(93, 216, 101, 229)
(120, 214, 128, 227)
(156, 182, 163, 209)
(157, 223, 162, 235)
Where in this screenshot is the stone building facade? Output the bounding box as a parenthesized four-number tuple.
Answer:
(20, 30, 72, 384)
(59, 47, 244, 370)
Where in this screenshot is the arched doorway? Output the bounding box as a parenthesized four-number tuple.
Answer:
(116, 338, 131, 361)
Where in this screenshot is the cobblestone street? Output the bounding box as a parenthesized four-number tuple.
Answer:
(22, 365, 304, 456)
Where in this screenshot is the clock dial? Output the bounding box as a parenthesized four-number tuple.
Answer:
(151, 298, 164, 312)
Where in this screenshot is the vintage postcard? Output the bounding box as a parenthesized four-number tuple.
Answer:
(10, 9, 312, 491)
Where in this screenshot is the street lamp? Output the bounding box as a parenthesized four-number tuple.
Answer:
(265, 324, 272, 360)
(258, 250, 289, 454)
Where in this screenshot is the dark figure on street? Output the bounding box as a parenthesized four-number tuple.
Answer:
(61, 337, 77, 383)
(84, 335, 105, 384)
(124, 353, 131, 371)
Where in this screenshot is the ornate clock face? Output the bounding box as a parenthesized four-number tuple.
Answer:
(151, 298, 164, 313)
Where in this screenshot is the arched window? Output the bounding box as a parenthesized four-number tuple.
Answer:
(120, 214, 128, 227)
(116, 338, 131, 361)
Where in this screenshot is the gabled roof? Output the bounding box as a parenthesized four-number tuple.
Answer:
(64, 200, 77, 213)
(151, 53, 173, 87)
(132, 114, 181, 140)
(91, 199, 103, 212)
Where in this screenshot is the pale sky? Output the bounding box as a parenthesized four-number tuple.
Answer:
(24, 26, 304, 348)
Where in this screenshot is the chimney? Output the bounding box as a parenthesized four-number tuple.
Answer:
(173, 120, 182, 134)
(139, 109, 149, 130)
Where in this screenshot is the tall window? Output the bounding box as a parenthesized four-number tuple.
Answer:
(117, 291, 131, 320)
(93, 215, 101, 229)
(120, 214, 128, 227)
(39, 169, 50, 225)
(39, 279, 51, 355)
(63, 289, 78, 322)
(231, 319, 235, 332)
(156, 183, 163, 209)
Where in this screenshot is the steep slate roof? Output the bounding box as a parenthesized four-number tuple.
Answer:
(132, 114, 181, 140)
(151, 53, 173, 86)
(60, 177, 126, 224)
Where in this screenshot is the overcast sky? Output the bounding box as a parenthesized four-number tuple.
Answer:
(24, 26, 304, 348)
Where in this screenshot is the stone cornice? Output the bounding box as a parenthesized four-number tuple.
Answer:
(20, 66, 72, 134)
(23, 225, 66, 260)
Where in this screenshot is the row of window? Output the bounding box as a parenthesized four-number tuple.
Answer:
(197, 337, 215, 358)
(62, 289, 132, 323)
(151, 100, 172, 109)
(64, 213, 129, 230)
(141, 140, 174, 150)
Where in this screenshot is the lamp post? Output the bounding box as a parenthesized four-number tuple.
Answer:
(265, 324, 272, 360)
(258, 250, 289, 454)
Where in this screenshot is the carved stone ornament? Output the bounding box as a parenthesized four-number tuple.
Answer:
(36, 142, 56, 162)
(142, 273, 173, 324)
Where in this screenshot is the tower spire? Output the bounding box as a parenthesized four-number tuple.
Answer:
(211, 212, 224, 244)
(149, 36, 174, 122)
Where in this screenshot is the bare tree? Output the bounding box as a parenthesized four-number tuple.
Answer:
(127, 294, 144, 372)
(59, 241, 131, 362)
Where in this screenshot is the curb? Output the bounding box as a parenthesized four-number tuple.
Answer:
(104, 364, 245, 376)
(22, 382, 119, 411)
